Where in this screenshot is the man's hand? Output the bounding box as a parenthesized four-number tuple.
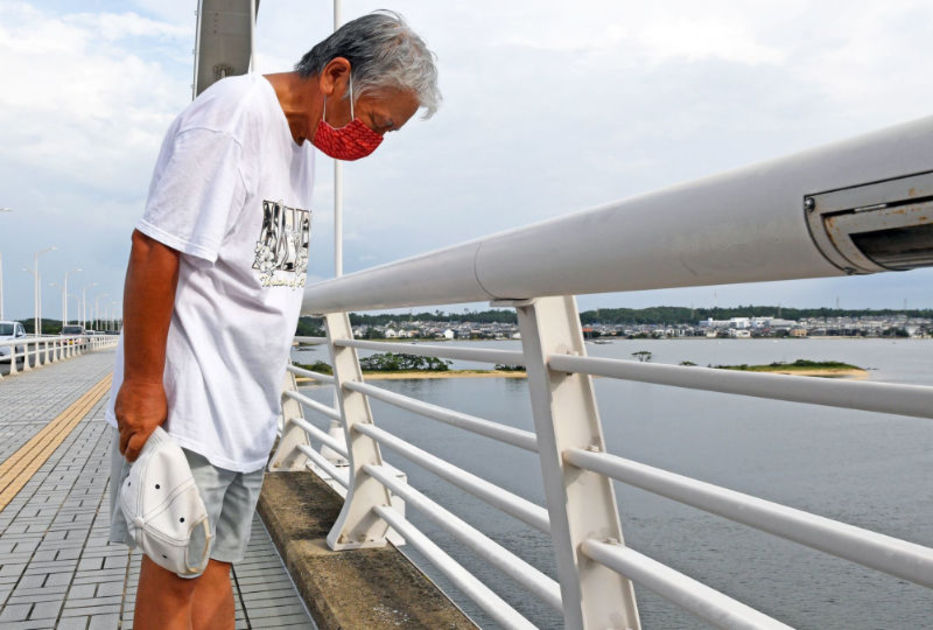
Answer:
(115, 380, 168, 462)
(117, 229, 181, 462)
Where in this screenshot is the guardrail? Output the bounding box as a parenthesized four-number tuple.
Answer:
(271, 117, 933, 629)
(0, 334, 118, 380)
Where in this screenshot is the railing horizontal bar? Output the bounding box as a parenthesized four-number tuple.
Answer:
(301, 118, 933, 314)
(288, 416, 348, 458)
(294, 335, 328, 345)
(297, 444, 349, 489)
(364, 463, 561, 611)
(355, 423, 550, 533)
(565, 448, 933, 588)
(345, 380, 538, 452)
(374, 504, 537, 630)
(581, 540, 792, 630)
(550, 354, 933, 420)
(283, 390, 341, 421)
(287, 364, 336, 385)
(0, 336, 87, 347)
(334, 339, 524, 365)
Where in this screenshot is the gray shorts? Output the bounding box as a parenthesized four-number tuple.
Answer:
(108, 427, 264, 566)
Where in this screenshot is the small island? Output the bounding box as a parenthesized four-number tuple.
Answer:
(711, 359, 867, 379)
(293, 353, 527, 381)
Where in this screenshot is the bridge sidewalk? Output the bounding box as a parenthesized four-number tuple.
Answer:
(0, 351, 316, 629)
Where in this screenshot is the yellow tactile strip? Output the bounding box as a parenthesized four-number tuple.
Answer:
(0, 374, 112, 510)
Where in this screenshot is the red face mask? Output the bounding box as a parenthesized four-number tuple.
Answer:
(312, 78, 383, 161)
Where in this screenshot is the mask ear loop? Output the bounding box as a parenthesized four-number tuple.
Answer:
(349, 75, 355, 119)
(248, 0, 257, 74)
(322, 74, 355, 124)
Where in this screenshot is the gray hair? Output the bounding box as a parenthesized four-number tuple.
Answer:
(295, 11, 440, 118)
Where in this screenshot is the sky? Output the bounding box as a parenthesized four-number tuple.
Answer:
(2, 0, 933, 321)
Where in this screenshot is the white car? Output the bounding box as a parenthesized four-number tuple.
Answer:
(0, 321, 27, 362)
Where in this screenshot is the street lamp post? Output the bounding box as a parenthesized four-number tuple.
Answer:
(32, 246, 56, 335)
(63, 268, 82, 326)
(94, 293, 108, 332)
(0, 207, 12, 320)
(67, 293, 80, 325)
(81, 282, 97, 330)
(22, 268, 36, 331)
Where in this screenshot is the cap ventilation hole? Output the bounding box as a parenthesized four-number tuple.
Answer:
(179, 517, 185, 523)
(155, 484, 160, 489)
(162, 554, 167, 558)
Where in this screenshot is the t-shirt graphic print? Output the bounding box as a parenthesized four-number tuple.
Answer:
(252, 200, 311, 289)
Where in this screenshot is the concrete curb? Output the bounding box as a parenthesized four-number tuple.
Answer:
(258, 470, 477, 629)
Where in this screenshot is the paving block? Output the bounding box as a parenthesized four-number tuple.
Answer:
(87, 613, 120, 629)
(44, 572, 74, 587)
(0, 603, 32, 622)
(0, 563, 26, 578)
(67, 584, 96, 600)
(95, 582, 123, 598)
(56, 616, 89, 630)
(28, 599, 62, 620)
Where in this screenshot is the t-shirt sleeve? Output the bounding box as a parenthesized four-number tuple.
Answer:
(137, 126, 247, 263)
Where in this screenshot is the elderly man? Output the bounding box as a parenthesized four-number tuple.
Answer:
(105, 11, 439, 630)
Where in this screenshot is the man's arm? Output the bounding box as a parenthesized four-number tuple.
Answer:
(115, 229, 181, 462)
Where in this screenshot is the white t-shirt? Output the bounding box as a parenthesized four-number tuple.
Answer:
(106, 74, 315, 472)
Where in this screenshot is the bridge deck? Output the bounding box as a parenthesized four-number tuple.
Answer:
(0, 351, 316, 629)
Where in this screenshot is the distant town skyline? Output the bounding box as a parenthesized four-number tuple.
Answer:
(3, 1, 933, 321)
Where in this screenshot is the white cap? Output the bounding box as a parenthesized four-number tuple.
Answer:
(119, 426, 212, 577)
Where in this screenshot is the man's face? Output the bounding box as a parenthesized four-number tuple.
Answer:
(323, 85, 420, 138)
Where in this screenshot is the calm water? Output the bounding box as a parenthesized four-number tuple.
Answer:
(293, 339, 933, 629)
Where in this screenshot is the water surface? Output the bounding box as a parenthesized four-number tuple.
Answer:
(293, 339, 933, 629)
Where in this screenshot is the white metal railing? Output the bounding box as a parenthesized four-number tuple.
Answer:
(270, 118, 933, 629)
(0, 334, 117, 380)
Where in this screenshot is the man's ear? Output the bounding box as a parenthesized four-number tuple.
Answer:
(319, 57, 351, 97)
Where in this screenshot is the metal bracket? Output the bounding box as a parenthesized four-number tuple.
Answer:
(489, 298, 536, 308)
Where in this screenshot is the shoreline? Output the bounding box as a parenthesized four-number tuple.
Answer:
(295, 366, 869, 382)
(749, 367, 868, 379)
(296, 336, 932, 348)
(295, 369, 527, 383)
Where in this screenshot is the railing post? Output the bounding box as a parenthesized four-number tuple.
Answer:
(268, 371, 312, 471)
(9, 343, 18, 375)
(514, 295, 641, 630)
(324, 312, 393, 550)
(22, 340, 32, 371)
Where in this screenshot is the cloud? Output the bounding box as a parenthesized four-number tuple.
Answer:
(0, 1, 193, 319)
(0, 3, 192, 196)
(4, 0, 933, 319)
